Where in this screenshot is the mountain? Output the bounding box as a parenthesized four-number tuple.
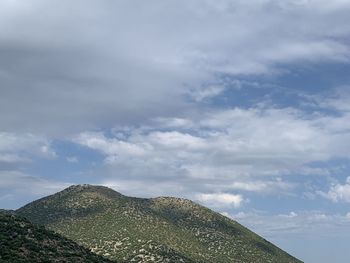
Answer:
(0, 212, 115, 263)
(16, 184, 302, 263)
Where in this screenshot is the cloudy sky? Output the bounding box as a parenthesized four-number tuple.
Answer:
(1, 0, 350, 262)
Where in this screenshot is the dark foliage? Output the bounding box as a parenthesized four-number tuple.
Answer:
(0, 212, 115, 263)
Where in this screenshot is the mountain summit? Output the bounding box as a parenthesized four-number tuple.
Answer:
(17, 185, 302, 263)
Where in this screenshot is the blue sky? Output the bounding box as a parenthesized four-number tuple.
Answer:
(1, 1, 350, 262)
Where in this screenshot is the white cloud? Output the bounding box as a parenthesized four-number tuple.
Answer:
(188, 85, 226, 102)
(312, 86, 350, 112)
(0, 132, 55, 166)
(66, 156, 78, 163)
(196, 193, 243, 208)
(279, 211, 298, 218)
(40, 145, 57, 158)
(0, 154, 30, 164)
(75, 132, 148, 157)
(147, 131, 206, 150)
(152, 117, 194, 129)
(321, 177, 350, 203)
(0, 133, 50, 153)
(229, 179, 293, 193)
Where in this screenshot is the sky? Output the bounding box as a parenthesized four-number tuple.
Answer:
(1, 0, 350, 262)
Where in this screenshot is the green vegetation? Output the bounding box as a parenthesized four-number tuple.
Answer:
(17, 184, 303, 263)
(0, 212, 115, 263)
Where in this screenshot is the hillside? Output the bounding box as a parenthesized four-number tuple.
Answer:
(17, 184, 302, 263)
(0, 212, 115, 263)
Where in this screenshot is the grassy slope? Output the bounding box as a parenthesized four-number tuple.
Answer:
(0, 212, 115, 263)
(17, 185, 303, 263)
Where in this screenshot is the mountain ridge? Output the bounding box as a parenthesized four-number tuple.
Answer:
(16, 184, 303, 263)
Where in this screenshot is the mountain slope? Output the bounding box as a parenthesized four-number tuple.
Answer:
(17, 184, 302, 263)
(0, 212, 115, 263)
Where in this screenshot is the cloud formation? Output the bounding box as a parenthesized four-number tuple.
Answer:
(2, 0, 350, 134)
(73, 102, 350, 207)
(196, 193, 243, 208)
(321, 177, 350, 203)
(0, 132, 55, 170)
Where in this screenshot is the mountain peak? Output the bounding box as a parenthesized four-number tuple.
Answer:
(68, 183, 95, 189)
(65, 183, 119, 192)
(60, 184, 124, 198)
